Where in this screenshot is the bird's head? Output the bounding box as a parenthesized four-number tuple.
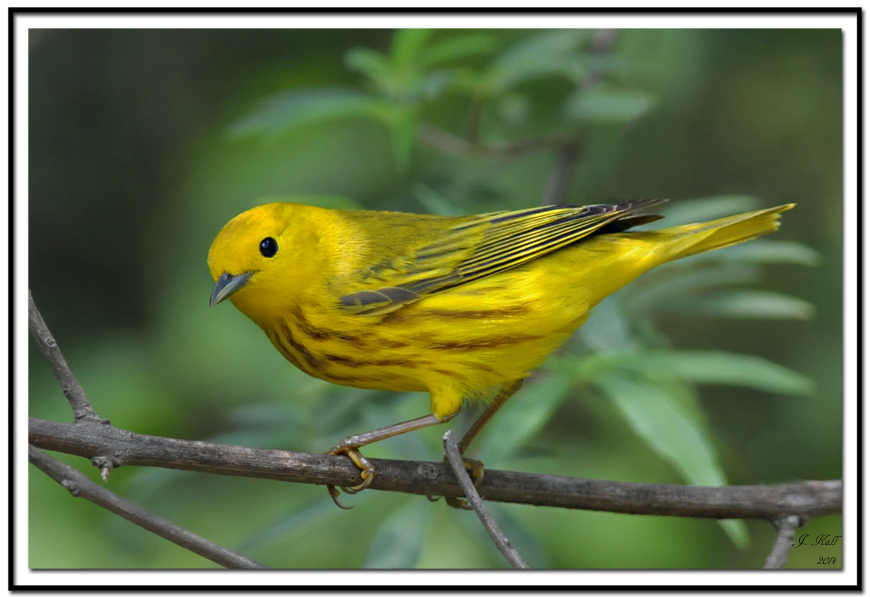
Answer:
(207, 202, 322, 322)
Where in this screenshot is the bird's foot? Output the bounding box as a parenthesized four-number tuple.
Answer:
(428, 456, 485, 510)
(326, 444, 375, 509)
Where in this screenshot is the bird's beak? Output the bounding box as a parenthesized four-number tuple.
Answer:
(210, 271, 254, 307)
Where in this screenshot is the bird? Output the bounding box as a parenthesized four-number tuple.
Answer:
(208, 198, 793, 506)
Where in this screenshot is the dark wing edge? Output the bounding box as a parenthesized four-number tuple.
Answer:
(338, 286, 422, 316)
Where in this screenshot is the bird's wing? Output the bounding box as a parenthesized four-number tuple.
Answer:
(339, 199, 666, 315)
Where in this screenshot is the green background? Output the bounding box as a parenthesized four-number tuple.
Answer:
(28, 28, 842, 570)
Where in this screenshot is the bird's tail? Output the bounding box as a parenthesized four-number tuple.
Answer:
(659, 204, 795, 262)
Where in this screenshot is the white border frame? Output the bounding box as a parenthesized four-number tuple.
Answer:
(11, 10, 859, 589)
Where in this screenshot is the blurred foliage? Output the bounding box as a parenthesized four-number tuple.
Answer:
(28, 28, 842, 570)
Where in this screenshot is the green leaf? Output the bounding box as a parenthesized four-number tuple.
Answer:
(227, 89, 379, 138)
(345, 47, 394, 83)
(386, 108, 418, 169)
(391, 29, 434, 70)
(660, 195, 761, 226)
(476, 375, 574, 465)
(566, 88, 656, 124)
(626, 264, 762, 311)
(412, 185, 465, 216)
(720, 519, 751, 549)
(578, 295, 638, 352)
(484, 29, 590, 92)
(595, 375, 727, 488)
(420, 33, 500, 68)
(418, 70, 454, 100)
(542, 352, 602, 381)
(711, 240, 821, 267)
(348, 40, 457, 101)
(363, 499, 431, 568)
(599, 374, 751, 549)
(661, 290, 816, 320)
(610, 350, 814, 395)
(595, 371, 790, 554)
(497, 93, 530, 127)
(237, 497, 350, 553)
(455, 502, 550, 568)
(123, 468, 191, 504)
(316, 388, 406, 446)
(447, 67, 487, 92)
(487, 504, 551, 568)
(577, 53, 629, 76)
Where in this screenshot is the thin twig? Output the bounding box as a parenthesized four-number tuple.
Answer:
(582, 29, 619, 89)
(30, 418, 842, 521)
(420, 29, 622, 203)
(28, 291, 102, 423)
(443, 430, 529, 569)
(28, 294, 269, 568)
(418, 122, 476, 155)
(541, 141, 579, 205)
(467, 95, 483, 146)
(28, 291, 841, 570)
(764, 515, 802, 569)
(540, 29, 619, 205)
(28, 445, 268, 569)
(417, 123, 567, 158)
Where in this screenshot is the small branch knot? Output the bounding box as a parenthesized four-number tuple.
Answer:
(91, 455, 116, 482)
(73, 411, 106, 425)
(779, 514, 803, 530)
(61, 479, 80, 496)
(417, 462, 440, 480)
(764, 514, 804, 569)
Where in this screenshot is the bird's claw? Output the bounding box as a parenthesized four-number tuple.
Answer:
(327, 445, 375, 507)
(427, 456, 485, 509)
(445, 496, 474, 510)
(327, 484, 354, 509)
(461, 457, 485, 487)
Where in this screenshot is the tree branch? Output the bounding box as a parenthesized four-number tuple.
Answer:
(28, 291, 841, 569)
(29, 445, 268, 569)
(541, 140, 579, 205)
(28, 291, 269, 568)
(443, 430, 529, 569)
(30, 417, 842, 521)
(28, 291, 102, 424)
(582, 28, 619, 89)
(417, 122, 568, 158)
(763, 515, 802, 569)
(541, 29, 620, 205)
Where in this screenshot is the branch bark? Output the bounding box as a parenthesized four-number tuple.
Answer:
(443, 430, 529, 569)
(417, 122, 568, 158)
(764, 515, 802, 569)
(28, 291, 102, 423)
(30, 417, 842, 521)
(29, 445, 268, 569)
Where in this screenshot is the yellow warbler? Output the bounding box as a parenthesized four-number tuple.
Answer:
(208, 199, 793, 501)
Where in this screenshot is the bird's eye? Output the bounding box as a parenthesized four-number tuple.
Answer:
(259, 237, 278, 258)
